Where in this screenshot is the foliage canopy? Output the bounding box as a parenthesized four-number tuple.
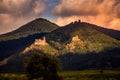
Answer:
(25, 52, 62, 80)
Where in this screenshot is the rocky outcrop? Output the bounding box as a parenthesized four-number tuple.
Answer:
(22, 37, 58, 54)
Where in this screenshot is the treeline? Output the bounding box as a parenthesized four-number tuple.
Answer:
(59, 48, 120, 70)
(0, 48, 120, 73)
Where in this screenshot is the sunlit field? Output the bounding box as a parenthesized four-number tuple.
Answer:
(0, 70, 120, 80)
(59, 70, 120, 80)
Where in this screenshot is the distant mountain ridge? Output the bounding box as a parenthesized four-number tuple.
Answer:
(0, 18, 58, 41)
(45, 21, 120, 54)
(85, 22, 120, 40)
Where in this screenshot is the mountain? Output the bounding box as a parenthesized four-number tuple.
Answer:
(45, 21, 120, 54)
(0, 20, 120, 72)
(0, 33, 47, 61)
(0, 18, 58, 41)
(23, 21, 120, 55)
(87, 23, 120, 40)
(0, 18, 59, 61)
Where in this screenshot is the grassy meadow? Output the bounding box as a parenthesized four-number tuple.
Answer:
(0, 70, 120, 80)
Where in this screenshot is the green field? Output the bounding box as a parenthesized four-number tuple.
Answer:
(0, 70, 120, 80)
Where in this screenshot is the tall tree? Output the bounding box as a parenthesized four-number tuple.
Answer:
(25, 52, 62, 80)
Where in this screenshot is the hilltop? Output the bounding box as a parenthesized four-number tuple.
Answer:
(0, 18, 58, 41)
(45, 20, 120, 54)
(23, 20, 120, 55)
(0, 18, 59, 61)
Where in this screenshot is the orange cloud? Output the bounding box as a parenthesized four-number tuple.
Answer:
(0, 0, 46, 34)
(53, 0, 120, 30)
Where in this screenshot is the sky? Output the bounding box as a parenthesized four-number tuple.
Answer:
(0, 0, 120, 34)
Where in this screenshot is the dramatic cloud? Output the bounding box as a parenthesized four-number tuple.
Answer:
(53, 0, 120, 30)
(0, 0, 46, 34)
